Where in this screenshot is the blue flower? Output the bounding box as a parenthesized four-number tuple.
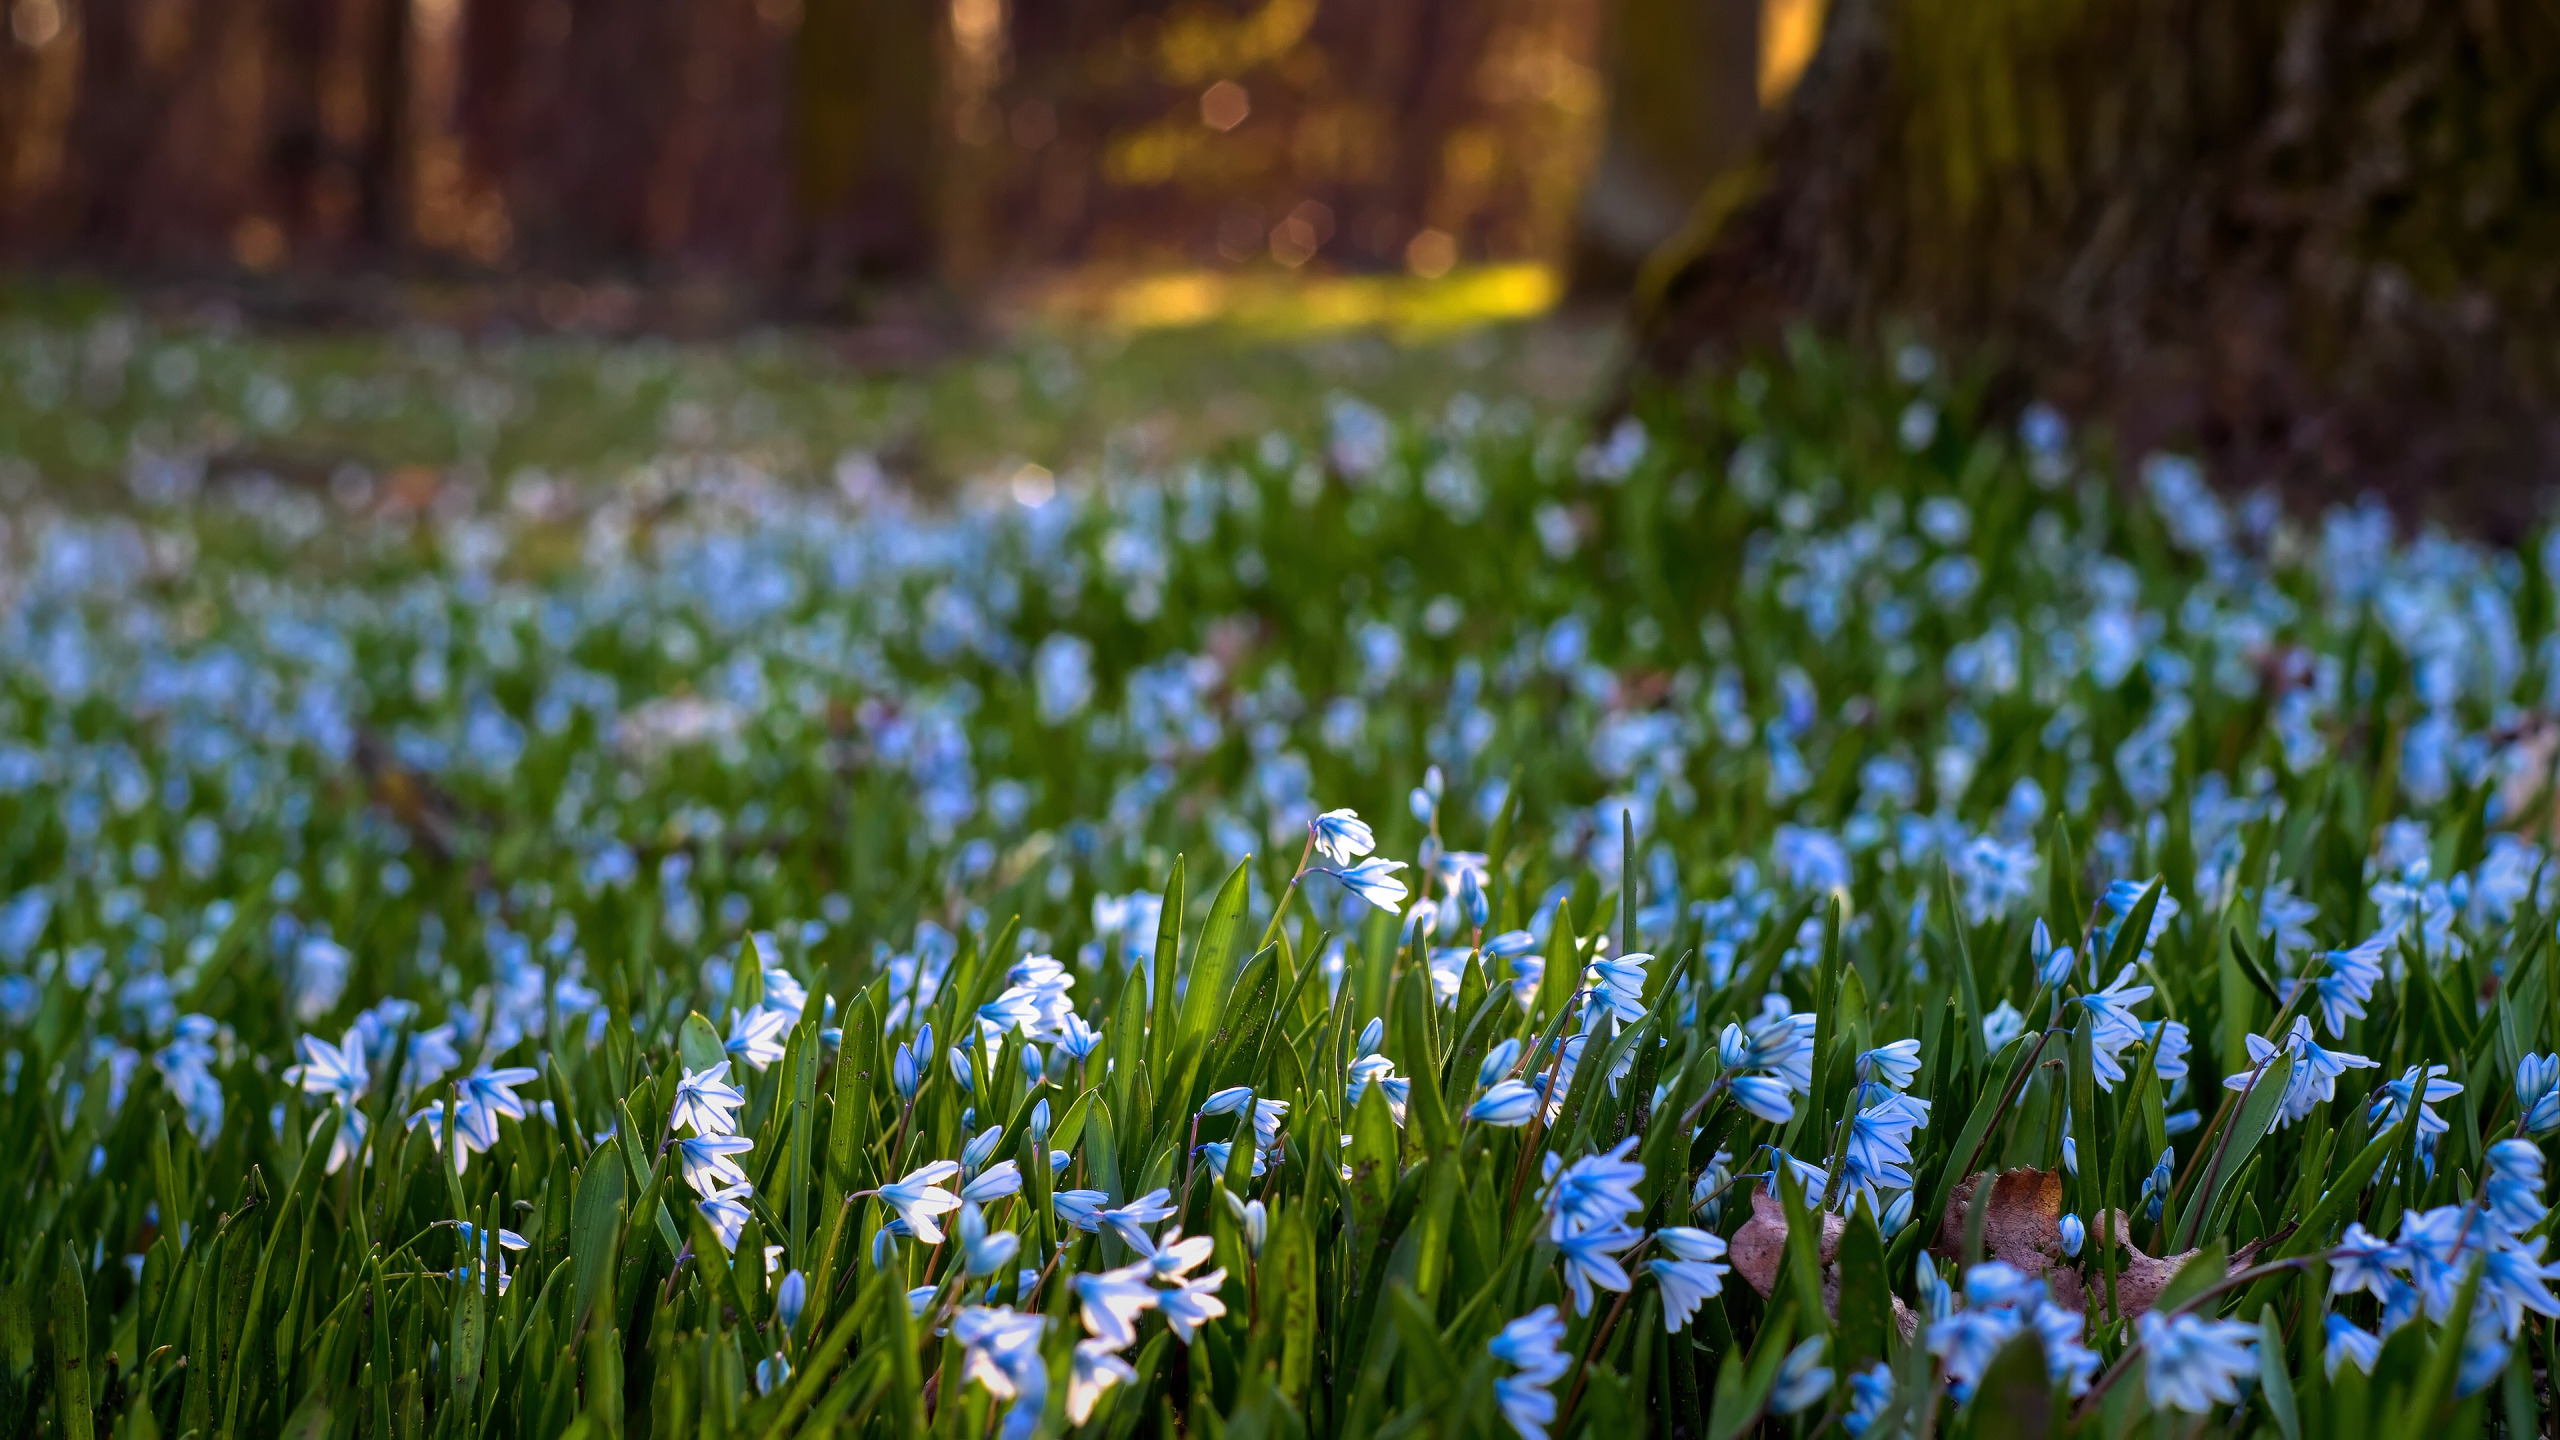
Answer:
(2368, 1064, 2462, 1177)
(2059, 1214, 2085, 1257)
(879, 1160, 964, 1243)
(698, 1182, 754, 1252)
(725, 1008, 791, 1071)
(2137, 1311, 2258, 1413)
(2517, 1053, 2560, 1137)
(2323, 1314, 2380, 1378)
(2302, 934, 2387, 1036)
(2484, 1138, 2546, 1239)
(1068, 1340, 1139, 1426)
(1309, 808, 1376, 867)
(1097, 1187, 1176, 1252)
(1074, 1262, 1158, 1347)
(957, 1204, 1020, 1278)
(1159, 1267, 1229, 1344)
(1053, 1188, 1108, 1232)
(1555, 1223, 1640, 1315)
(774, 1269, 808, 1333)
(1855, 1038, 1921, 1092)
(962, 1160, 1023, 1203)
(1324, 857, 1411, 913)
(1649, 1227, 1730, 1332)
(1542, 1138, 1646, 1239)
(1844, 1363, 1893, 1435)
(670, 1063, 747, 1137)
(674, 1133, 756, 1198)
(1583, 951, 1652, 1025)
(1770, 1336, 1832, 1414)
(1468, 1080, 1543, 1127)
(2328, 1223, 2401, 1299)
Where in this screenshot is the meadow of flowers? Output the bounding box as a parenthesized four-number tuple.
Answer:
(5, 327, 2560, 1438)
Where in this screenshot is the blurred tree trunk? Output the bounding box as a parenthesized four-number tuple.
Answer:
(1636, 0, 2560, 535)
(792, 0, 944, 291)
(1570, 0, 1761, 294)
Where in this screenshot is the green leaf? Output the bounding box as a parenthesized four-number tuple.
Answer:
(2176, 1048, 2292, 1250)
(680, 1012, 729, 1081)
(827, 985, 882, 1196)
(1968, 1329, 2054, 1440)
(2152, 1241, 2227, 1315)
(2258, 1303, 2300, 1440)
(1178, 858, 1255, 1053)
(569, 1157, 626, 1334)
(49, 1242, 90, 1440)
(1834, 1196, 1891, 1371)
(1704, 1306, 1792, 1440)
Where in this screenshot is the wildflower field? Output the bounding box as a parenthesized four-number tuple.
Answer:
(6, 318, 2560, 1440)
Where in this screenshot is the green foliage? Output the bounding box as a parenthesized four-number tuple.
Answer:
(2, 328, 2558, 1440)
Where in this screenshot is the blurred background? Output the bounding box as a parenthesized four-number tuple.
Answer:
(1, 0, 2552, 520)
(0, 0, 1812, 315)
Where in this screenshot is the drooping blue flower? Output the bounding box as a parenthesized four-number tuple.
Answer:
(2136, 1311, 2258, 1413)
(1323, 858, 1410, 913)
(2323, 1314, 2381, 1378)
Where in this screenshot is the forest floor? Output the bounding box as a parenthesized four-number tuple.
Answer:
(0, 268, 1618, 511)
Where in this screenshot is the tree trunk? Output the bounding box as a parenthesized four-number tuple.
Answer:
(1635, 0, 2560, 536)
(1570, 0, 1761, 294)
(792, 0, 944, 289)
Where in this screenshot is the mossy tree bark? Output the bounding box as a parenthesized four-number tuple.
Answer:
(1570, 0, 1762, 295)
(1637, 0, 2560, 535)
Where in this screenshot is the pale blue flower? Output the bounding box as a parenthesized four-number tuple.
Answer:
(2137, 1311, 2258, 1413)
(2304, 934, 2387, 1036)
(675, 1133, 756, 1198)
(1068, 1339, 1138, 1425)
(1309, 808, 1376, 867)
(775, 1270, 808, 1332)
(1478, 1038, 1523, 1091)
(2327, 1222, 2401, 1300)
(1469, 1081, 1543, 1127)
(1489, 1305, 1571, 1384)
(1074, 1262, 1157, 1347)
(1324, 857, 1411, 913)
(725, 1007, 791, 1071)
(963, 1160, 1023, 1203)
(1554, 1222, 1639, 1315)
(283, 1031, 369, 1106)
(1844, 1363, 1893, 1435)
(879, 1160, 964, 1243)
(2368, 1064, 2462, 1176)
(950, 1306, 1048, 1440)
(1543, 1138, 1646, 1239)
(2484, 1138, 2546, 1238)
(1057, 1013, 1102, 1062)
(1053, 1188, 1108, 1232)
(698, 1182, 754, 1252)
(2059, 1214, 2085, 1257)
(1650, 1227, 1730, 1332)
(1855, 1038, 1921, 1092)
(1159, 1268, 1229, 1343)
(2517, 1053, 2560, 1137)
(958, 1204, 1020, 1278)
(1981, 999, 2026, 1053)
(1097, 1187, 1176, 1252)
(2324, 1314, 2380, 1378)
(1770, 1336, 1832, 1414)
(2032, 919, 2075, 988)
(1584, 951, 1652, 1024)
(670, 1063, 746, 1137)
